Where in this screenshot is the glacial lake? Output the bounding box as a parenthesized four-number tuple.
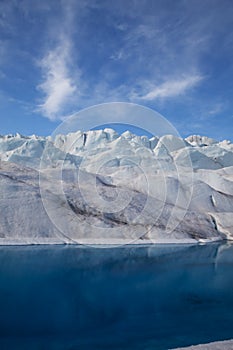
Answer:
(0, 243, 233, 349)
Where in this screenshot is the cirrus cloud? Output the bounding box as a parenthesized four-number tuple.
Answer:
(37, 36, 78, 121)
(141, 75, 204, 101)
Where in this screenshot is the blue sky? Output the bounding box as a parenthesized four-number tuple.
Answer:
(0, 0, 233, 140)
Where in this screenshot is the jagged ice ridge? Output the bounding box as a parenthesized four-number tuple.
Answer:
(0, 129, 233, 245)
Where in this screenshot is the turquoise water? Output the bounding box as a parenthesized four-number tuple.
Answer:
(0, 243, 233, 349)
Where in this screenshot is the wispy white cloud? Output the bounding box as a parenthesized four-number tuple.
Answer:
(35, 1, 210, 120)
(207, 103, 224, 116)
(37, 33, 79, 121)
(140, 75, 203, 101)
(36, 0, 83, 121)
(31, 0, 231, 124)
(110, 50, 126, 61)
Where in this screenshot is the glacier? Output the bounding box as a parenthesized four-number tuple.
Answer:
(0, 129, 233, 245)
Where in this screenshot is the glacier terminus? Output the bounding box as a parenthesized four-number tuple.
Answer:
(0, 129, 233, 245)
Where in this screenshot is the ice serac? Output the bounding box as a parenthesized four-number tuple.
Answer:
(0, 129, 233, 244)
(185, 135, 218, 147)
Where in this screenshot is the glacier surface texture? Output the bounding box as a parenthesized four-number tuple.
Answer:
(0, 130, 233, 244)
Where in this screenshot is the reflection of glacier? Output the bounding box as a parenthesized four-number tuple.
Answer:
(0, 243, 233, 349)
(1, 130, 233, 244)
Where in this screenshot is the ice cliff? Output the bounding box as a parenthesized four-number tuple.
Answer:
(0, 129, 233, 245)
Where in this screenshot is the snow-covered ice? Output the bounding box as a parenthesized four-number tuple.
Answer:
(172, 339, 233, 349)
(0, 130, 233, 244)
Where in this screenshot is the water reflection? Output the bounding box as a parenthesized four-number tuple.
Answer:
(0, 242, 233, 349)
